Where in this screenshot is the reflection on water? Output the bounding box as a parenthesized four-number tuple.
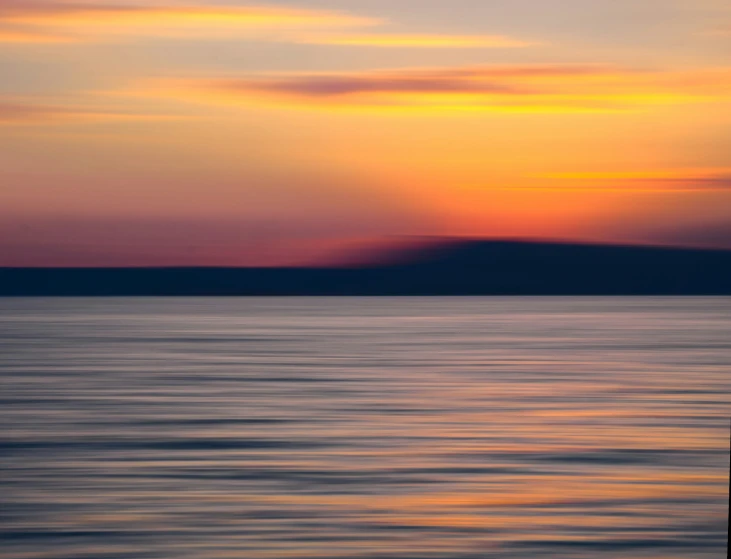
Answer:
(0, 297, 729, 559)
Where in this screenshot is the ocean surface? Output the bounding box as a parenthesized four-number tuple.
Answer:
(0, 297, 729, 559)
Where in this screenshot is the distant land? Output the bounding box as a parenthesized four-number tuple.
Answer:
(1, 239, 730, 296)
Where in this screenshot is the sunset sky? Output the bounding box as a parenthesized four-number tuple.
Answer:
(2, 0, 730, 266)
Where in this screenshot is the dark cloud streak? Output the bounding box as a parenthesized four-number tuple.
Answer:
(218, 64, 620, 98)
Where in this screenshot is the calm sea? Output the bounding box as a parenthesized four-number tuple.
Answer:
(0, 297, 729, 559)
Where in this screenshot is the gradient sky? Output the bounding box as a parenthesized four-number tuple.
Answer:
(2, 0, 730, 266)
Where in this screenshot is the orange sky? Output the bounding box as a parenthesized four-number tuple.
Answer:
(1, 0, 730, 265)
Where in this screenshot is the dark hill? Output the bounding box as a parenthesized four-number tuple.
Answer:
(1, 240, 730, 296)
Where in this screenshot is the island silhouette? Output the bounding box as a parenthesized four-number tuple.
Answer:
(1, 239, 730, 296)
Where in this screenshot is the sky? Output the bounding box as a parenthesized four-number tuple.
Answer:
(1, 0, 730, 266)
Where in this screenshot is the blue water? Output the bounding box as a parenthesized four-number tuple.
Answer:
(0, 297, 729, 559)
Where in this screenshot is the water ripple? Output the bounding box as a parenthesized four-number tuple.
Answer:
(0, 296, 728, 559)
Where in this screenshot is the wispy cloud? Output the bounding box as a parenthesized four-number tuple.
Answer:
(643, 221, 731, 249)
(537, 169, 731, 191)
(0, 1, 379, 43)
(0, 26, 80, 43)
(138, 64, 731, 113)
(296, 33, 536, 48)
(0, 99, 181, 125)
(702, 24, 731, 36)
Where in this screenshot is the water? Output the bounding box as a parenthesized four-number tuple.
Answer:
(0, 297, 729, 559)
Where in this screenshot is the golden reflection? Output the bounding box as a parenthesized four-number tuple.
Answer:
(239, 478, 719, 510)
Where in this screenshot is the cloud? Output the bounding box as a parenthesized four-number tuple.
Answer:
(0, 102, 62, 122)
(607, 219, 731, 250)
(0, 1, 379, 43)
(0, 2, 537, 49)
(537, 169, 731, 191)
(702, 24, 731, 36)
(0, 99, 181, 125)
(648, 221, 731, 249)
(0, 26, 80, 43)
(296, 33, 536, 48)
(142, 64, 731, 113)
